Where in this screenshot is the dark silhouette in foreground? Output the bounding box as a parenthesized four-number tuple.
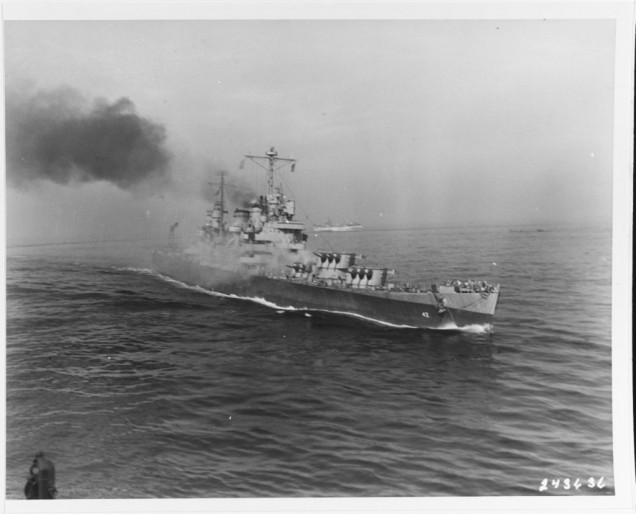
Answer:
(24, 452, 57, 499)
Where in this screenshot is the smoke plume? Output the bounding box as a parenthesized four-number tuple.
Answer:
(5, 86, 171, 190)
(203, 169, 259, 208)
(228, 187, 259, 208)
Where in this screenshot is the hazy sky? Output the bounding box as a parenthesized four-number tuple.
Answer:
(3, 15, 620, 245)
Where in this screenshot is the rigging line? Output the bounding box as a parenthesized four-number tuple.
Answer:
(252, 159, 335, 255)
(245, 158, 269, 173)
(431, 290, 459, 325)
(278, 173, 306, 221)
(244, 155, 293, 174)
(278, 176, 314, 229)
(279, 173, 337, 253)
(242, 159, 266, 194)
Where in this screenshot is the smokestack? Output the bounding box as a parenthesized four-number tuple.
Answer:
(5, 86, 171, 190)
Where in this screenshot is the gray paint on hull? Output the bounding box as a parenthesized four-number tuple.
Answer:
(153, 251, 494, 329)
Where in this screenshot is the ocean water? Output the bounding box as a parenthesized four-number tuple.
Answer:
(5, 225, 614, 499)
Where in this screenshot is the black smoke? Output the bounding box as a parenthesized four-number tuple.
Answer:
(203, 169, 259, 208)
(228, 188, 259, 208)
(5, 86, 171, 190)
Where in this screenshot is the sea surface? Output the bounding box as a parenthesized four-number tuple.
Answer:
(5, 225, 614, 499)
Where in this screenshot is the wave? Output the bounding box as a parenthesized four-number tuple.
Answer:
(5, 226, 615, 499)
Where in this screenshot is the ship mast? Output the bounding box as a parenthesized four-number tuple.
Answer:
(219, 170, 225, 226)
(207, 170, 228, 230)
(244, 147, 296, 196)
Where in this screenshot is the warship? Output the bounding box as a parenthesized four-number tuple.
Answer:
(152, 147, 500, 330)
(313, 220, 363, 232)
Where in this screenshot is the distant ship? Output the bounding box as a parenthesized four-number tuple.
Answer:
(313, 220, 363, 232)
(153, 147, 500, 330)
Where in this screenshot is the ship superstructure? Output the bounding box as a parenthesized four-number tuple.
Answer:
(153, 147, 500, 330)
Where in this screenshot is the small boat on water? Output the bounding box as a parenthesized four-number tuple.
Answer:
(153, 147, 500, 330)
(313, 220, 363, 232)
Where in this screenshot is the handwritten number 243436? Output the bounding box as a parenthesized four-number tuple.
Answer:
(539, 477, 605, 491)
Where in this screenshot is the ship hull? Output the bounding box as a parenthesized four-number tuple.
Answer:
(314, 225, 362, 232)
(153, 250, 498, 330)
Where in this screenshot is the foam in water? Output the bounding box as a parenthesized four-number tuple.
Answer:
(116, 267, 157, 275)
(459, 323, 493, 334)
